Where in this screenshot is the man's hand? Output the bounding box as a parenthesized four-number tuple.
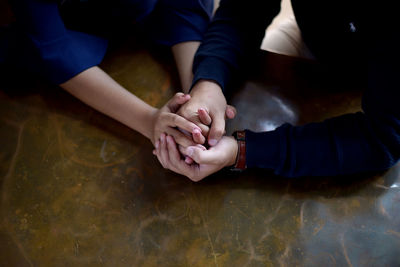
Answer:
(177, 80, 235, 146)
(151, 93, 205, 147)
(153, 134, 238, 182)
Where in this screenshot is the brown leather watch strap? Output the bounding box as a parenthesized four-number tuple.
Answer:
(231, 131, 246, 171)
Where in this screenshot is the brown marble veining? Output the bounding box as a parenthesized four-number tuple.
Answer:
(1, 28, 400, 267)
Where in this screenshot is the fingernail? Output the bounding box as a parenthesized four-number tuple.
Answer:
(187, 147, 194, 157)
(193, 129, 200, 135)
(185, 157, 191, 164)
(209, 139, 217, 146)
(155, 141, 159, 148)
(198, 144, 207, 151)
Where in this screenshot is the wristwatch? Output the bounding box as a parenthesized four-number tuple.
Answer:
(230, 130, 247, 171)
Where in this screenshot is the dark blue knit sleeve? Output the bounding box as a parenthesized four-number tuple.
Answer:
(192, 0, 281, 92)
(9, 0, 108, 84)
(245, 32, 400, 177)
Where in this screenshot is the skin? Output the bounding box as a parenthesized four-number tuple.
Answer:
(60, 40, 237, 177)
(61, 67, 200, 146)
(171, 41, 200, 93)
(60, 41, 206, 147)
(153, 93, 206, 146)
(154, 134, 238, 182)
(177, 79, 236, 146)
(155, 71, 237, 178)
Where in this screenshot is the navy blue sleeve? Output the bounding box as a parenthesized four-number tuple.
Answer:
(192, 0, 400, 177)
(192, 0, 281, 92)
(9, 0, 108, 84)
(245, 32, 400, 177)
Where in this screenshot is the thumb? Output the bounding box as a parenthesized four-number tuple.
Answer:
(178, 144, 206, 156)
(167, 93, 191, 112)
(225, 105, 237, 119)
(208, 112, 225, 146)
(185, 146, 218, 165)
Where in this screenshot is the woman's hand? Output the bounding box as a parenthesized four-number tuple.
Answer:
(153, 134, 238, 182)
(151, 93, 206, 147)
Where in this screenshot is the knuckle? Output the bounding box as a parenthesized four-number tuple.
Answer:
(175, 92, 183, 98)
(176, 138, 188, 147)
(178, 106, 191, 116)
(193, 151, 202, 162)
(188, 174, 198, 182)
(172, 115, 179, 124)
(176, 108, 184, 116)
(213, 128, 224, 137)
(182, 141, 191, 148)
(158, 115, 167, 124)
(165, 113, 173, 121)
(200, 125, 209, 134)
(192, 175, 201, 182)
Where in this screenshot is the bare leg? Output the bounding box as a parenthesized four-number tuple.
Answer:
(171, 41, 201, 93)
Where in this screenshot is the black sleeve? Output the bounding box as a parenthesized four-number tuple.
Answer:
(192, 0, 281, 92)
(244, 28, 400, 177)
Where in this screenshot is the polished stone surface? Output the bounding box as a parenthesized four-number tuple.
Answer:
(1, 27, 400, 267)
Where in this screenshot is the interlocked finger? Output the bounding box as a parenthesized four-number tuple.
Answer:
(165, 128, 195, 147)
(164, 113, 200, 134)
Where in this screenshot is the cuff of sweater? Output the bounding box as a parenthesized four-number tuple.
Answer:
(191, 56, 232, 93)
(245, 129, 282, 170)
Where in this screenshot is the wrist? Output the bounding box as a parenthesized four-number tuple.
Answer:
(143, 107, 158, 142)
(227, 136, 239, 166)
(190, 80, 223, 97)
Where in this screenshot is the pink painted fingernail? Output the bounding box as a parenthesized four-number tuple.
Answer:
(209, 139, 217, 146)
(193, 129, 200, 135)
(155, 141, 159, 148)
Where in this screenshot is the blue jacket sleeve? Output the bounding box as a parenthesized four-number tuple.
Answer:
(245, 31, 400, 177)
(192, 0, 281, 92)
(9, 0, 108, 84)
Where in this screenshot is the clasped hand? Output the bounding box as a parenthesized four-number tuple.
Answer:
(152, 81, 238, 182)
